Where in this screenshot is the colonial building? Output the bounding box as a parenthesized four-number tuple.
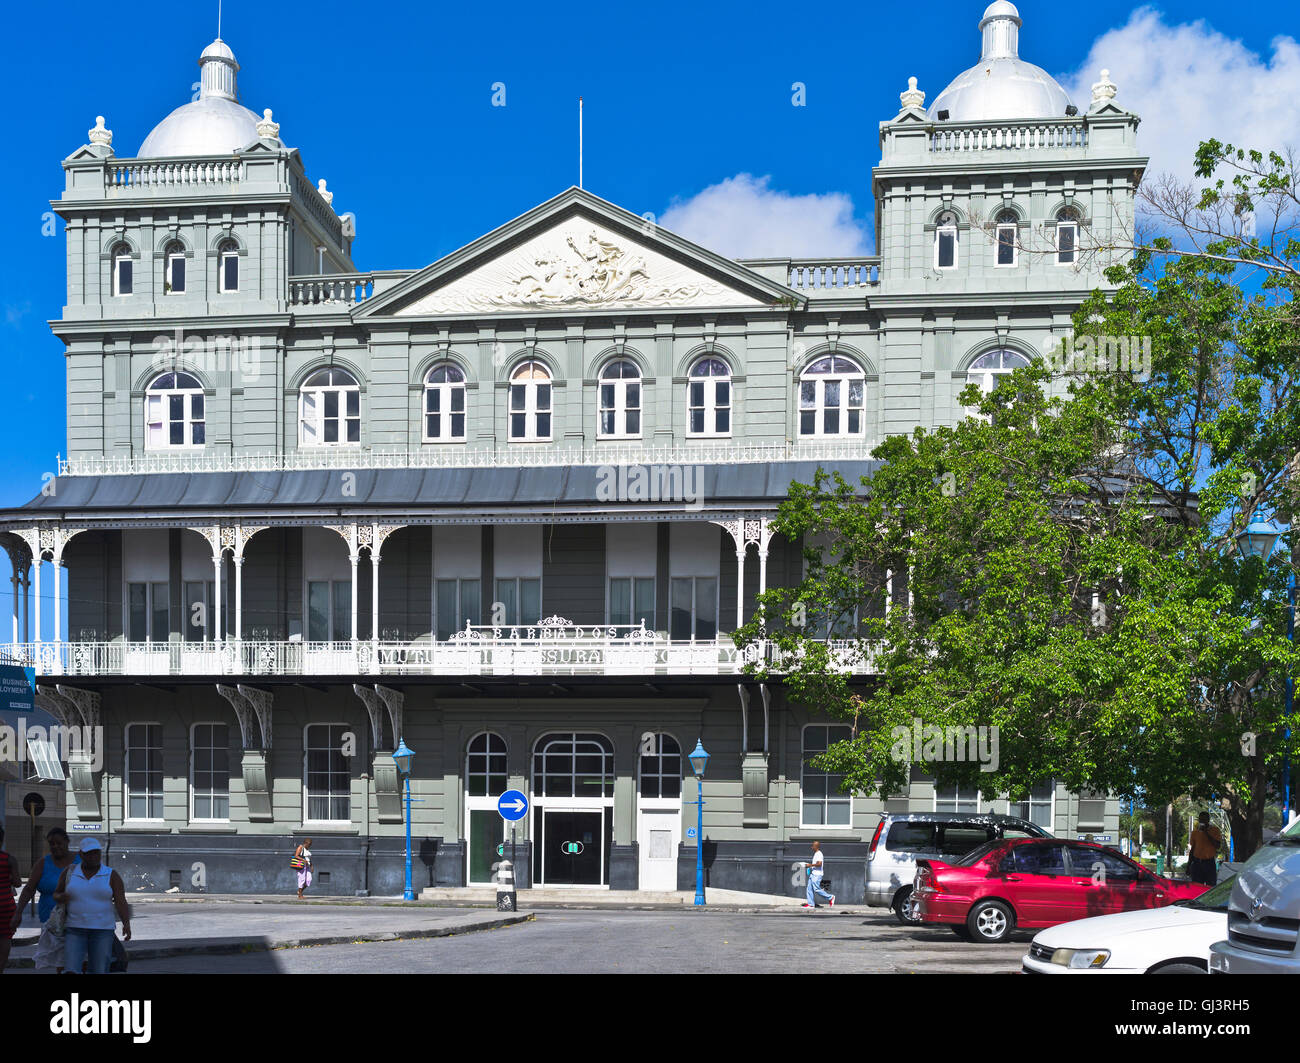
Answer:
(0, 2, 1141, 899)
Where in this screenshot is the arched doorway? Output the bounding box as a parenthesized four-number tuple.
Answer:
(465, 732, 507, 886)
(531, 732, 614, 886)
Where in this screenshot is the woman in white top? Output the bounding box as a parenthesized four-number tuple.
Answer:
(294, 838, 313, 899)
(53, 837, 131, 974)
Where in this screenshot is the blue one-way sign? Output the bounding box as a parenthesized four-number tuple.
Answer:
(498, 789, 529, 821)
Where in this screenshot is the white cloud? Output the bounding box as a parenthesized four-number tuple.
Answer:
(659, 174, 870, 259)
(1064, 7, 1300, 182)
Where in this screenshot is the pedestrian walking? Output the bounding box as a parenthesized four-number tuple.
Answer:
(802, 840, 835, 909)
(292, 838, 313, 899)
(10, 827, 80, 973)
(0, 826, 21, 974)
(1187, 812, 1223, 885)
(52, 838, 131, 975)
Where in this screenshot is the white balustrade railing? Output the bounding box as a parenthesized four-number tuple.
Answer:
(2, 633, 878, 679)
(787, 259, 880, 290)
(57, 438, 879, 478)
(106, 159, 245, 189)
(929, 122, 1088, 153)
(288, 274, 375, 307)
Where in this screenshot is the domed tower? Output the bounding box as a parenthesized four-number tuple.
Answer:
(869, 0, 1145, 432)
(52, 36, 358, 462)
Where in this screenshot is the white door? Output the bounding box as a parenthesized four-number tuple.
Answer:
(637, 807, 681, 891)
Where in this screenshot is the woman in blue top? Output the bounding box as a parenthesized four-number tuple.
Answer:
(10, 827, 79, 973)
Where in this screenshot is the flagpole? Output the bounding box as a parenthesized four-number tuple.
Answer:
(579, 96, 584, 189)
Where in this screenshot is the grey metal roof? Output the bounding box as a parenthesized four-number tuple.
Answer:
(5, 461, 878, 518)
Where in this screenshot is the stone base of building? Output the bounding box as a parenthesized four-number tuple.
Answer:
(679, 839, 870, 904)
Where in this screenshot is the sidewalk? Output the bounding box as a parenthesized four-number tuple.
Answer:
(5, 901, 532, 969)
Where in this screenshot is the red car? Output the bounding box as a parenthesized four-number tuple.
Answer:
(914, 838, 1209, 943)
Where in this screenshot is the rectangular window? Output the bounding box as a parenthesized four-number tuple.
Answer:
(936, 228, 956, 269)
(125, 723, 163, 820)
(935, 783, 979, 813)
(115, 258, 133, 296)
(183, 581, 205, 642)
(221, 252, 239, 292)
(332, 581, 351, 641)
(305, 724, 351, 822)
(1077, 789, 1107, 828)
(802, 724, 852, 827)
(307, 580, 351, 641)
(996, 224, 1017, 266)
(670, 577, 717, 640)
(493, 578, 541, 627)
(1008, 779, 1055, 829)
(1057, 222, 1077, 265)
(167, 255, 186, 294)
(128, 582, 148, 641)
(436, 578, 481, 641)
(191, 723, 229, 821)
(609, 577, 655, 626)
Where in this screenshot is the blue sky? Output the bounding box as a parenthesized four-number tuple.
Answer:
(0, 0, 1297, 636)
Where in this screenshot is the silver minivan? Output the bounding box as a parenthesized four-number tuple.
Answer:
(1208, 815, 1300, 974)
(866, 812, 1052, 924)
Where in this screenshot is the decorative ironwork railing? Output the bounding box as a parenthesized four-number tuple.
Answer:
(4, 628, 875, 679)
(57, 439, 879, 478)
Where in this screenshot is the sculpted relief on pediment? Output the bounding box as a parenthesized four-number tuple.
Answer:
(398, 220, 761, 314)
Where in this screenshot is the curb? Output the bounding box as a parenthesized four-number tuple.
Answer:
(5, 913, 533, 969)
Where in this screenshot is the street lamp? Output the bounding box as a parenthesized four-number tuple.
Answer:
(688, 739, 709, 906)
(1234, 511, 1293, 826)
(394, 738, 416, 901)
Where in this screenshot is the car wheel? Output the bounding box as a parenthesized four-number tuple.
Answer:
(892, 887, 922, 926)
(1150, 963, 1206, 974)
(966, 900, 1014, 944)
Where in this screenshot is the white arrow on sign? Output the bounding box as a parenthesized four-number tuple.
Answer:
(500, 798, 525, 813)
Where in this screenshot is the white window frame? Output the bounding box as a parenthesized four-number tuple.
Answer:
(669, 575, 719, 641)
(303, 723, 352, 825)
(608, 576, 655, 627)
(1055, 213, 1080, 266)
(798, 355, 866, 439)
(163, 242, 186, 294)
(218, 240, 240, 293)
(965, 349, 1032, 397)
(189, 722, 231, 823)
(423, 363, 468, 443)
(435, 577, 481, 641)
(1005, 778, 1056, 833)
(597, 359, 642, 440)
(637, 732, 683, 801)
(994, 214, 1018, 268)
(800, 723, 853, 829)
(686, 357, 731, 438)
(111, 244, 134, 297)
(492, 576, 542, 627)
(933, 781, 983, 814)
(508, 360, 553, 442)
(145, 372, 206, 451)
(125, 581, 170, 642)
(299, 368, 361, 448)
(124, 722, 165, 823)
(934, 213, 959, 271)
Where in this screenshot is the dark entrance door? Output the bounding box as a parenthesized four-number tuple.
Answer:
(540, 810, 605, 885)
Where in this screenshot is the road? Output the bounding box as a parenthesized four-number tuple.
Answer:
(112, 909, 1029, 974)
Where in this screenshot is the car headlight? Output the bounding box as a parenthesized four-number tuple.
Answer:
(1051, 948, 1110, 969)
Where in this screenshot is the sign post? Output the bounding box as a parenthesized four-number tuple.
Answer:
(496, 790, 529, 910)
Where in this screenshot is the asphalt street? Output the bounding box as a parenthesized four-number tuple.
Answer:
(103, 909, 1029, 974)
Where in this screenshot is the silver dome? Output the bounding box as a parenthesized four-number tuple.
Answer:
(137, 38, 262, 158)
(927, 2, 1074, 122)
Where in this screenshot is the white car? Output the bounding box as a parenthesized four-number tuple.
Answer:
(1021, 874, 1234, 974)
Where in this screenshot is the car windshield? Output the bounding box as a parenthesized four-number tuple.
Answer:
(1177, 874, 1236, 910)
(952, 841, 1001, 867)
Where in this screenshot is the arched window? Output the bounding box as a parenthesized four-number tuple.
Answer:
(934, 210, 958, 270)
(300, 368, 360, 446)
(598, 359, 641, 438)
(687, 357, 731, 436)
(145, 371, 205, 449)
(163, 240, 186, 294)
(509, 359, 552, 442)
(533, 733, 614, 798)
(467, 732, 508, 797)
(111, 243, 133, 296)
(424, 363, 467, 442)
(1055, 208, 1080, 265)
(218, 238, 239, 292)
(966, 349, 1031, 396)
(638, 734, 682, 799)
(995, 210, 1018, 267)
(798, 354, 866, 438)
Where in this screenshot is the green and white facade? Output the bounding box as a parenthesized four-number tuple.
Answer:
(0, 2, 1140, 899)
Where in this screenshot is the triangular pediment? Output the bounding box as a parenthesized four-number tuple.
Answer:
(358, 188, 800, 318)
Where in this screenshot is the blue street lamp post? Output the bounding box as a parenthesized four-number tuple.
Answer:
(394, 738, 416, 901)
(1236, 511, 1293, 826)
(688, 740, 710, 906)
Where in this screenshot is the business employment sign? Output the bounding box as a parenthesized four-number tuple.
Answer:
(0, 666, 34, 713)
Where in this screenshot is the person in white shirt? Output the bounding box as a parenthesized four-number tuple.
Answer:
(803, 841, 835, 908)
